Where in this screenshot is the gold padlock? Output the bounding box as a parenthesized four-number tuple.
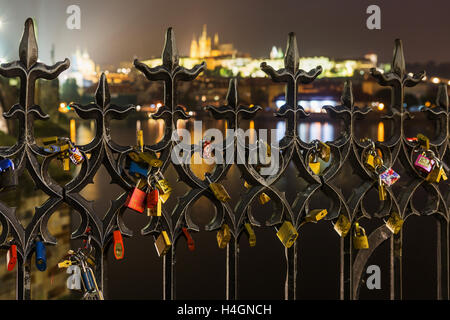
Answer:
(309, 154, 321, 175)
(217, 224, 231, 249)
(305, 209, 328, 223)
(386, 212, 404, 234)
(244, 223, 256, 247)
(426, 165, 443, 183)
(244, 181, 271, 205)
(147, 198, 162, 217)
(62, 157, 70, 171)
(210, 183, 231, 203)
(155, 173, 172, 195)
(276, 221, 298, 248)
(137, 130, 144, 152)
(364, 152, 375, 169)
(139, 152, 163, 168)
(353, 222, 369, 249)
(417, 133, 430, 150)
(334, 214, 351, 237)
(318, 141, 331, 162)
(154, 231, 171, 257)
(378, 176, 386, 201)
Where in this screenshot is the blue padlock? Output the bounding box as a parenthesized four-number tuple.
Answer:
(35, 241, 47, 271)
(0, 158, 14, 172)
(129, 161, 149, 178)
(0, 158, 17, 190)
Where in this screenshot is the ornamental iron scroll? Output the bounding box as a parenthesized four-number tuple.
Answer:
(0, 18, 448, 300)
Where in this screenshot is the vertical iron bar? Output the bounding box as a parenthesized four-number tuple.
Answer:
(226, 237, 239, 300)
(163, 246, 175, 300)
(16, 257, 31, 300)
(285, 242, 297, 300)
(437, 219, 449, 300)
(390, 232, 402, 300)
(341, 236, 352, 300)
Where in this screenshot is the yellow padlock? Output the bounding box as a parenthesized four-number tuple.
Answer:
(386, 212, 404, 234)
(154, 231, 171, 257)
(58, 260, 72, 268)
(318, 141, 331, 162)
(244, 181, 271, 205)
(217, 224, 231, 249)
(417, 134, 430, 150)
(244, 223, 256, 247)
(353, 222, 369, 249)
(309, 154, 321, 175)
(276, 221, 298, 248)
(334, 214, 351, 237)
(305, 209, 328, 223)
(210, 183, 231, 203)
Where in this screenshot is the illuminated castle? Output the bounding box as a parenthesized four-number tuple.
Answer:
(190, 25, 237, 58)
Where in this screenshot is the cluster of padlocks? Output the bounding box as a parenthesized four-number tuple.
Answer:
(57, 229, 104, 300)
(1, 127, 447, 297)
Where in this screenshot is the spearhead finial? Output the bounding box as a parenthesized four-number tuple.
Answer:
(341, 80, 354, 108)
(226, 78, 238, 108)
(436, 83, 449, 109)
(19, 18, 38, 69)
(162, 27, 179, 70)
(95, 73, 111, 107)
(284, 32, 299, 74)
(392, 39, 406, 78)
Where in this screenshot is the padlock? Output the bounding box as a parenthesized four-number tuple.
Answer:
(202, 138, 214, 159)
(334, 214, 351, 237)
(147, 196, 161, 217)
(378, 167, 400, 187)
(139, 152, 163, 168)
(58, 260, 73, 268)
(318, 141, 331, 162)
(364, 152, 376, 169)
(35, 240, 47, 272)
(353, 222, 369, 249)
(417, 134, 430, 150)
(378, 177, 387, 201)
(113, 230, 125, 260)
(7, 245, 17, 272)
(146, 188, 161, 216)
(426, 165, 445, 183)
(182, 227, 195, 251)
(244, 181, 271, 205)
(244, 223, 256, 247)
(309, 154, 321, 175)
(68, 141, 84, 165)
(0, 158, 18, 190)
(305, 209, 328, 223)
(154, 172, 172, 195)
(125, 180, 147, 213)
(415, 153, 435, 173)
(276, 221, 298, 248)
(217, 224, 231, 249)
(42, 136, 59, 146)
(137, 130, 144, 152)
(209, 182, 231, 202)
(129, 161, 149, 178)
(386, 212, 404, 235)
(154, 231, 172, 257)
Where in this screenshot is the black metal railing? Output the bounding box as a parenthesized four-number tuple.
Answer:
(0, 18, 448, 300)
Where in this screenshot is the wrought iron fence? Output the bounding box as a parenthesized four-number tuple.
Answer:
(0, 18, 448, 300)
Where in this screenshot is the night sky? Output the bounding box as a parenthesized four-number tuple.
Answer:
(0, 0, 449, 67)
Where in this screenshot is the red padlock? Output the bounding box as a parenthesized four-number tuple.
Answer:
(113, 230, 125, 260)
(182, 227, 195, 252)
(7, 245, 17, 272)
(125, 185, 146, 213)
(147, 188, 159, 209)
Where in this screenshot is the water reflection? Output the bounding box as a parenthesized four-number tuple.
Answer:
(275, 121, 335, 142)
(377, 122, 385, 142)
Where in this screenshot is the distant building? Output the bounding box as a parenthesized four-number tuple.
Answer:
(190, 25, 237, 58)
(61, 49, 98, 88)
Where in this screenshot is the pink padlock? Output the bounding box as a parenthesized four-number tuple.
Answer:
(414, 154, 435, 173)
